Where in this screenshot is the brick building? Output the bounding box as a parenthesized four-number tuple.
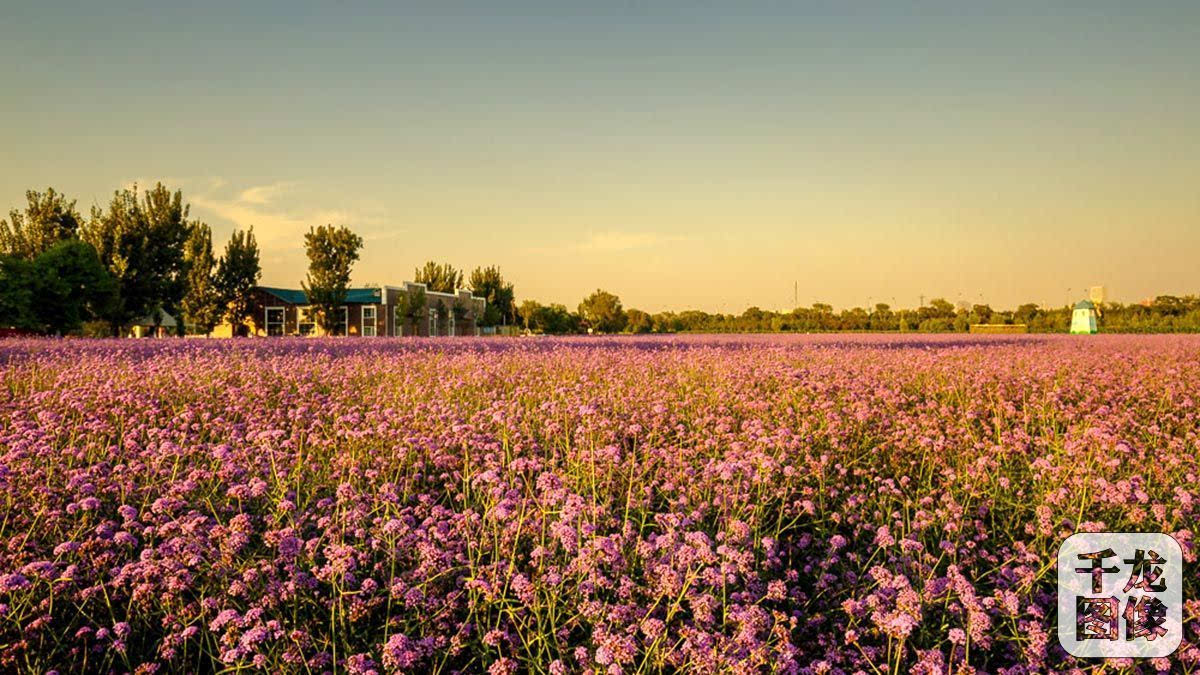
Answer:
(212, 282, 485, 337)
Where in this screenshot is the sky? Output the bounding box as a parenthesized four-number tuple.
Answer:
(2, 1, 1197, 313)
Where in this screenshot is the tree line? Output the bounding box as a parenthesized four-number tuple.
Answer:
(4, 185, 1197, 336)
(0, 185, 262, 336)
(0, 185, 522, 336)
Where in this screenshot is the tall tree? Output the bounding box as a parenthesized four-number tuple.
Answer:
(31, 239, 117, 335)
(215, 227, 261, 336)
(578, 289, 627, 333)
(82, 183, 190, 334)
(414, 261, 462, 293)
(469, 265, 515, 326)
(181, 222, 224, 335)
(0, 188, 84, 260)
(302, 225, 362, 334)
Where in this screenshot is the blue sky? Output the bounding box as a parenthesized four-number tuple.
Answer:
(2, 1, 1197, 311)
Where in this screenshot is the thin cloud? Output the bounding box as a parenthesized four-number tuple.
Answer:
(527, 230, 692, 255)
(238, 181, 295, 206)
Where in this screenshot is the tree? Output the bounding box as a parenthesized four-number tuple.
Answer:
(31, 239, 116, 335)
(414, 261, 462, 293)
(518, 300, 542, 332)
(396, 286, 427, 336)
(1015, 303, 1040, 324)
(0, 188, 84, 260)
(302, 225, 362, 334)
(82, 183, 190, 334)
(625, 308, 653, 333)
(578, 289, 627, 333)
(216, 227, 261, 336)
(469, 265, 515, 326)
(181, 222, 224, 335)
(0, 255, 36, 330)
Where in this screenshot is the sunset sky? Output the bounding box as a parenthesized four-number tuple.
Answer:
(3, 1, 1197, 312)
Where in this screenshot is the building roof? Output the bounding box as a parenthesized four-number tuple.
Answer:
(131, 307, 178, 327)
(1074, 299, 1096, 311)
(260, 287, 382, 304)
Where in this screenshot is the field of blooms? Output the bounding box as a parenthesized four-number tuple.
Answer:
(1, 334, 1198, 674)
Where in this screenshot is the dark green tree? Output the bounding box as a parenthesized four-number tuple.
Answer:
(396, 286, 427, 336)
(0, 188, 84, 260)
(31, 239, 116, 335)
(0, 256, 36, 330)
(578, 289, 627, 333)
(414, 261, 462, 293)
(468, 265, 515, 326)
(302, 225, 362, 334)
(181, 222, 224, 335)
(215, 227, 261, 336)
(82, 183, 190, 334)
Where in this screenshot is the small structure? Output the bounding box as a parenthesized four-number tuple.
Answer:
(129, 308, 178, 338)
(1070, 300, 1098, 334)
(969, 324, 1028, 334)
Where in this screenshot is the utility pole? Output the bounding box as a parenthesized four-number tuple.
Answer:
(793, 281, 798, 307)
(919, 294, 925, 308)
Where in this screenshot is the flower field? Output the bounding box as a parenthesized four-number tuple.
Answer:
(1, 334, 1197, 674)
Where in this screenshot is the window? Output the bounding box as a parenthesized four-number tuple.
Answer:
(429, 307, 438, 337)
(335, 307, 348, 336)
(265, 307, 285, 336)
(362, 306, 377, 337)
(297, 306, 316, 336)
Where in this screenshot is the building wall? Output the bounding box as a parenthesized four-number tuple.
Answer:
(212, 284, 486, 337)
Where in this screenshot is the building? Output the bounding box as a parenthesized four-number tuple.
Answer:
(129, 308, 178, 338)
(1070, 299, 1098, 334)
(969, 323, 1028, 334)
(212, 283, 486, 337)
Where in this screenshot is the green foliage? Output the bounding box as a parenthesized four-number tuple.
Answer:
(181, 222, 225, 335)
(0, 188, 83, 260)
(468, 265, 515, 326)
(578, 289, 627, 333)
(215, 226, 261, 335)
(414, 261, 462, 294)
(518, 300, 581, 334)
(31, 239, 117, 335)
(302, 225, 363, 333)
(624, 308, 652, 333)
(0, 256, 36, 329)
(82, 183, 191, 333)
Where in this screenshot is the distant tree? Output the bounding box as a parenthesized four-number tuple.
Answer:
(302, 225, 363, 334)
(542, 304, 581, 334)
(469, 265, 515, 326)
(0, 255, 36, 329)
(181, 222, 224, 335)
(625, 308, 653, 333)
(578, 289, 626, 333)
(396, 286, 427, 335)
(518, 299, 542, 332)
(971, 304, 993, 320)
(0, 188, 84, 260)
(415, 261, 462, 293)
(1014, 303, 1040, 324)
(32, 239, 116, 335)
(215, 227, 261, 336)
(82, 183, 191, 334)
